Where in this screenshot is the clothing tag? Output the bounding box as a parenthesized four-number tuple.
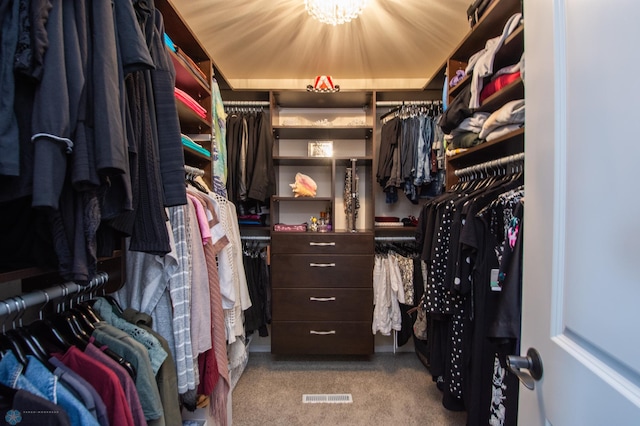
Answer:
(490, 269, 502, 292)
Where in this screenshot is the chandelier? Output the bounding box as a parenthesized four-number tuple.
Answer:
(305, 0, 370, 26)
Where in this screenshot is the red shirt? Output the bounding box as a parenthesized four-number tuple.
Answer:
(52, 347, 135, 426)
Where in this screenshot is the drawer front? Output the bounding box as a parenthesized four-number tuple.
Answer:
(271, 321, 374, 355)
(271, 254, 373, 288)
(270, 233, 373, 255)
(272, 288, 372, 322)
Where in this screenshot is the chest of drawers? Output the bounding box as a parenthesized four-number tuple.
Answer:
(270, 232, 374, 355)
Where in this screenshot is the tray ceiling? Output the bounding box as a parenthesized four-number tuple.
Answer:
(170, 0, 471, 91)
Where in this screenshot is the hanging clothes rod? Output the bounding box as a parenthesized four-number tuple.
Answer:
(0, 271, 110, 318)
(374, 236, 416, 242)
(454, 152, 525, 178)
(184, 165, 205, 177)
(375, 100, 442, 107)
(222, 100, 270, 106)
(240, 235, 271, 241)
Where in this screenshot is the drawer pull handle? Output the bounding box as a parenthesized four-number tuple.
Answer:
(309, 242, 336, 247)
(310, 330, 336, 335)
(309, 263, 336, 268)
(309, 297, 336, 302)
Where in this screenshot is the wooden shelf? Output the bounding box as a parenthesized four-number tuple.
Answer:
(274, 156, 333, 166)
(273, 156, 372, 166)
(447, 127, 524, 166)
(425, 0, 521, 90)
(478, 77, 524, 112)
(176, 101, 211, 129)
(156, 1, 211, 66)
(169, 49, 211, 98)
(449, 0, 522, 62)
(183, 145, 212, 163)
(3, 250, 125, 294)
(272, 196, 333, 203)
(449, 74, 471, 99)
(273, 126, 373, 140)
(334, 156, 373, 164)
(374, 226, 417, 236)
(239, 226, 271, 235)
(0, 266, 54, 283)
(273, 91, 372, 109)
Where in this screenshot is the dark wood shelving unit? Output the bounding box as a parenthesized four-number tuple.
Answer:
(273, 126, 373, 140)
(425, 0, 524, 189)
(157, 0, 216, 187)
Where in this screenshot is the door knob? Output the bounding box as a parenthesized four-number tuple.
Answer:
(506, 347, 544, 390)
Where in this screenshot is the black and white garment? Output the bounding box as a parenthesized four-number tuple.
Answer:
(416, 165, 524, 422)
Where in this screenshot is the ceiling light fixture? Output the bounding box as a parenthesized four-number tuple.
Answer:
(304, 0, 370, 26)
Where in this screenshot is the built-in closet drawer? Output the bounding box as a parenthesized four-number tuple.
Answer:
(270, 232, 374, 355)
(272, 288, 373, 321)
(271, 321, 374, 355)
(270, 233, 373, 255)
(270, 254, 373, 288)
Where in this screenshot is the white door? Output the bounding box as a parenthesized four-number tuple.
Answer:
(520, 0, 640, 424)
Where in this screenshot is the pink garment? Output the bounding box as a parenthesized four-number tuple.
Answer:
(187, 190, 230, 426)
(174, 88, 207, 118)
(188, 193, 212, 245)
(185, 199, 213, 356)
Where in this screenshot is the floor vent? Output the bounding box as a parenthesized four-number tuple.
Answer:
(303, 394, 353, 404)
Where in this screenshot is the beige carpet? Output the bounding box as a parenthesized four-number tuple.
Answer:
(231, 352, 467, 426)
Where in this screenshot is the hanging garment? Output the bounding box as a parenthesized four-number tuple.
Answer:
(225, 110, 275, 212)
(212, 79, 228, 196)
(186, 189, 231, 426)
(0, 353, 100, 426)
(379, 107, 444, 203)
(49, 358, 109, 426)
(0, 386, 72, 425)
(242, 243, 271, 337)
(0, 0, 20, 177)
(91, 322, 164, 423)
(51, 346, 135, 426)
(122, 309, 182, 426)
(415, 166, 524, 420)
(372, 254, 402, 336)
(81, 343, 147, 426)
(185, 197, 213, 357)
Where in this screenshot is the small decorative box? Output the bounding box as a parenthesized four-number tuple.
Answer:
(273, 223, 308, 232)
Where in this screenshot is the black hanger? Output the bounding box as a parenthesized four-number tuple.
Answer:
(49, 311, 138, 380)
(380, 105, 402, 122)
(49, 312, 90, 350)
(27, 319, 73, 354)
(66, 300, 136, 379)
(6, 328, 52, 369)
(0, 333, 28, 366)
